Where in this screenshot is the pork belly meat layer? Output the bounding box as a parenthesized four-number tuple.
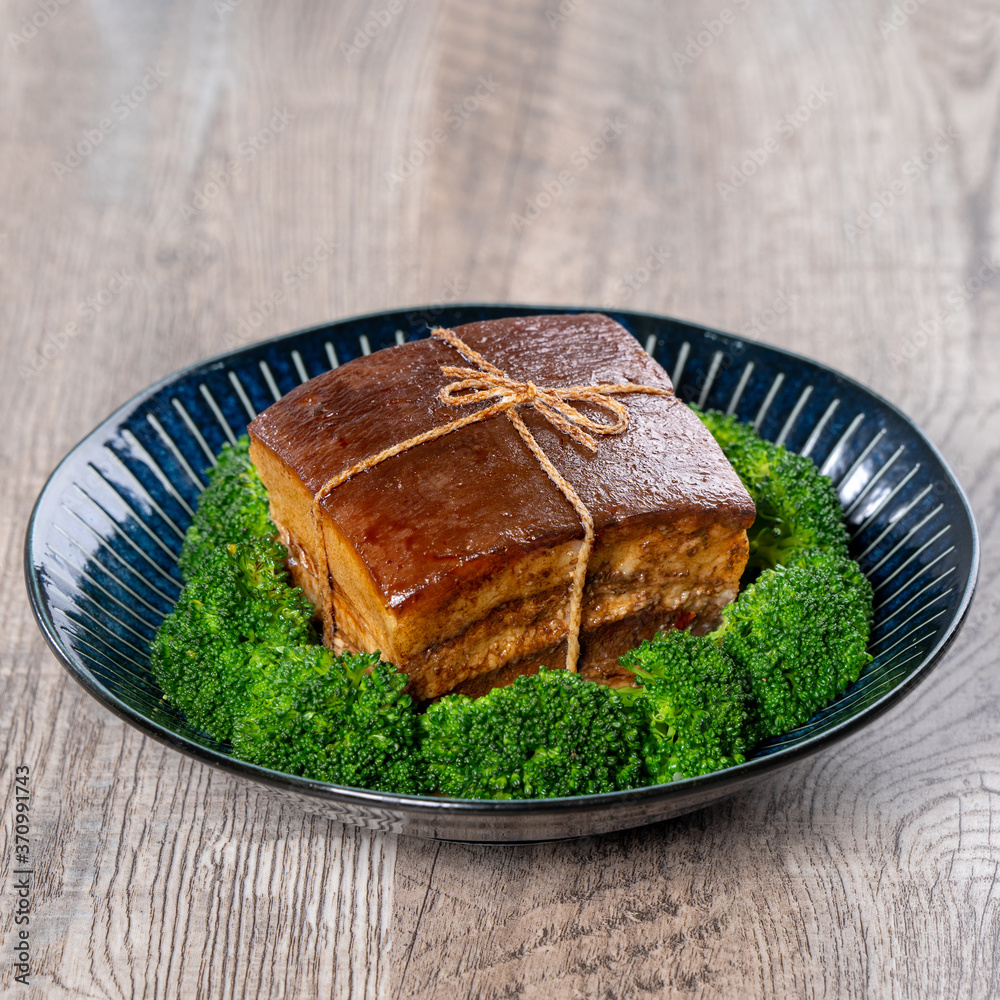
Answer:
(247, 313, 754, 700)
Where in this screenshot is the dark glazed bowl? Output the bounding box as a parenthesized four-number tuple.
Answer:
(24, 306, 979, 843)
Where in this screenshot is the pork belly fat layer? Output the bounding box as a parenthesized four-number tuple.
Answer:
(255, 487, 749, 700)
(247, 313, 755, 698)
(250, 436, 583, 676)
(447, 518, 750, 699)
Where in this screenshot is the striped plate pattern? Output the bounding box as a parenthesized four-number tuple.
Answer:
(25, 307, 979, 843)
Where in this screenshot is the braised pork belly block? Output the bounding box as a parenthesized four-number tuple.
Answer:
(247, 314, 754, 700)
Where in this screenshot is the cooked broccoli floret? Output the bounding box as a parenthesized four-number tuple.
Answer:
(717, 548, 873, 741)
(615, 408, 875, 780)
(177, 437, 274, 582)
(697, 409, 849, 574)
(618, 630, 751, 782)
(421, 668, 645, 799)
(151, 537, 316, 740)
(233, 647, 426, 795)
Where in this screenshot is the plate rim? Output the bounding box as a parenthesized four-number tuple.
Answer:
(23, 303, 982, 825)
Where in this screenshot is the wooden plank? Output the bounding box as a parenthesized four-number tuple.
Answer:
(1, 0, 998, 997)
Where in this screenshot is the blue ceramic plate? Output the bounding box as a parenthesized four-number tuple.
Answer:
(25, 306, 979, 843)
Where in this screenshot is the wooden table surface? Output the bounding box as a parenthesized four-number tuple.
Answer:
(3, 1, 999, 997)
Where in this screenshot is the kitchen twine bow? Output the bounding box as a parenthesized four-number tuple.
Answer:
(312, 326, 674, 672)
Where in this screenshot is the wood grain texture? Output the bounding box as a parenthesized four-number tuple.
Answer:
(1, 0, 999, 997)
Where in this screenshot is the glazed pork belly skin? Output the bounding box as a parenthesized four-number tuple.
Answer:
(247, 313, 754, 700)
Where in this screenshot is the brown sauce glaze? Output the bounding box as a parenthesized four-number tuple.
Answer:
(248, 313, 754, 615)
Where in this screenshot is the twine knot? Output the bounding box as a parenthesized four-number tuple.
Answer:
(436, 351, 635, 454)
